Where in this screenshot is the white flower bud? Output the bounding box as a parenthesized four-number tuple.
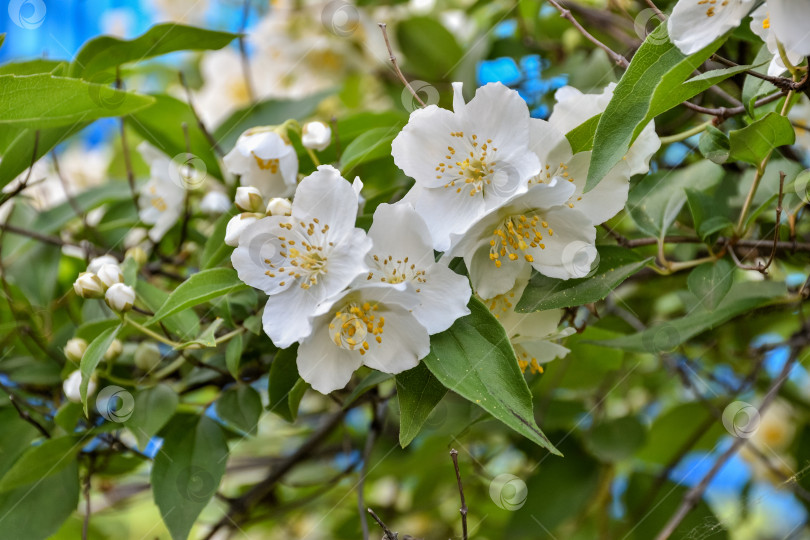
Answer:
(105, 283, 135, 312)
(87, 254, 119, 274)
(301, 121, 332, 151)
(64, 338, 88, 363)
(97, 263, 123, 289)
(105, 339, 123, 361)
(200, 191, 232, 214)
(134, 342, 162, 371)
(63, 370, 96, 403)
(124, 228, 149, 250)
(225, 213, 259, 247)
(73, 272, 105, 299)
(266, 197, 292, 216)
(235, 186, 264, 213)
(125, 247, 147, 268)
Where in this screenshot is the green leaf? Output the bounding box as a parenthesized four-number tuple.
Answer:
(424, 298, 559, 453)
(686, 187, 733, 241)
(216, 386, 263, 435)
(0, 59, 66, 76)
(340, 126, 400, 172)
(597, 281, 787, 352)
(225, 333, 244, 379)
(517, 246, 651, 312)
(565, 113, 600, 154)
(344, 371, 392, 408)
(742, 44, 777, 117)
(396, 17, 463, 80)
(176, 318, 224, 349)
(728, 112, 795, 165)
(135, 280, 200, 340)
(268, 345, 308, 423)
(147, 268, 247, 325)
(396, 362, 447, 448)
(126, 93, 223, 180)
(698, 125, 730, 164)
(0, 74, 154, 128)
(587, 25, 733, 189)
(637, 403, 725, 465)
(72, 23, 237, 78)
(54, 402, 84, 433)
(152, 415, 228, 540)
(126, 384, 179, 450)
(80, 325, 121, 413)
(0, 436, 81, 493)
(201, 208, 237, 270)
(586, 416, 647, 462)
(687, 258, 735, 310)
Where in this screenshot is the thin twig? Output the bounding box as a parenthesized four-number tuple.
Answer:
(0, 131, 40, 206)
(178, 71, 224, 158)
(450, 449, 468, 540)
(546, 0, 628, 67)
(377, 23, 426, 108)
(177, 122, 192, 252)
(759, 171, 786, 273)
(367, 508, 397, 540)
(8, 394, 51, 439)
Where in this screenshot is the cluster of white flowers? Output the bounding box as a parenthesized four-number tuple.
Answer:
(61, 335, 122, 403)
(230, 82, 659, 392)
(73, 254, 136, 313)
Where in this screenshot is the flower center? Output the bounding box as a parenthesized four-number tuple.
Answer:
(529, 162, 581, 208)
(436, 132, 498, 197)
(329, 302, 385, 355)
(365, 254, 427, 291)
(252, 153, 280, 173)
(489, 214, 552, 267)
(264, 219, 334, 289)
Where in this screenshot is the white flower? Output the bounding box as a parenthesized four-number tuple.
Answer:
(392, 82, 542, 251)
(73, 272, 105, 299)
(224, 128, 298, 200)
(225, 213, 260, 247)
(137, 142, 187, 242)
(445, 178, 597, 299)
(668, 0, 757, 55)
(97, 263, 123, 289)
(231, 165, 372, 348)
(767, 0, 810, 56)
(235, 186, 264, 213)
(297, 283, 430, 394)
(64, 370, 96, 403)
(87, 254, 119, 274)
(105, 339, 123, 361)
(64, 338, 88, 363)
(484, 268, 573, 374)
(750, 5, 806, 76)
(134, 342, 162, 371)
(362, 203, 471, 334)
(302, 121, 332, 151)
(200, 191, 232, 214)
(266, 197, 292, 216)
(195, 48, 251, 128)
(105, 283, 136, 313)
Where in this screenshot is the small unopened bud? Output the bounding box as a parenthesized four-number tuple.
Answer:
(105, 339, 123, 361)
(266, 197, 292, 216)
(97, 263, 123, 289)
(64, 338, 88, 363)
(225, 213, 259, 247)
(87, 254, 118, 274)
(200, 191, 231, 214)
(125, 247, 147, 268)
(63, 370, 96, 403)
(235, 186, 264, 213)
(105, 283, 135, 313)
(73, 272, 105, 299)
(301, 121, 332, 151)
(134, 342, 162, 371)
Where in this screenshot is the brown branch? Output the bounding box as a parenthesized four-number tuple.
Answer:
(7, 394, 50, 439)
(450, 449, 468, 540)
(377, 23, 426, 108)
(367, 508, 398, 539)
(546, 0, 628, 66)
(623, 235, 810, 252)
(178, 71, 224, 158)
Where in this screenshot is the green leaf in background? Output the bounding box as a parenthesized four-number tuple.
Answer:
(586, 25, 732, 189)
(396, 16, 463, 81)
(136, 280, 201, 340)
(176, 318, 224, 349)
(0, 436, 81, 493)
(728, 112, 795, 165)
(0, 59, 66, 76)
(585, 416, 647, 462)
(597, 281, 786, 352)
(147, 268, 247, 325)
(126, 384, 179, 450)
(698, 125, 730, 164)
(201, 208, 237, 270)
(152, 415, 228, 540)
(71, 23, 238, 78)
(225, 333, 244, 379)
(396, 362, 447, 448)
(636, 402, 725, 465)
(80, 324, 121, 413)
(216, 385, 263, 435)
(687, 258, 735, 310)
(344, 371, 392, 407)
(340, 126, 400, 172)
(126, 93, 223, 180)
(0, 74, 154, 128)
(685, 188, 733, 241)
(517, 246, 651, 312)
(424, 297, 559, 454)
(742, 44, 778, 117)
(268, 345, 307, 423)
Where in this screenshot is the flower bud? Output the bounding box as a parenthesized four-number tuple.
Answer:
(63, 370, 96, 403)
(134, 342, 162, 371)
(200, 191, 232, 214)
(266, 197, 292, 216)
(225, 213, 259, 247)
(105, 283, 135, 313)
(235, 186, 264, 213)
(105, 339, 123, 361)
(64, 338, 88, 363)
(97, 263, 123, 289)
(301, 121, 332, 151)
(73, 272, 105, 299)
(87, 254, 119, 274)
(125, 247, 147, 268)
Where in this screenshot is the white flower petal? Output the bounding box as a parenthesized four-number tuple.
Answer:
(768, 0, 810, 55)
(297, 324, 363, 394)
(262, 287, 322, 349)
(668, 0, 755, 55)
(360, 308, 430, 374)
(526, 206, 597, 279)
(292, 165, 360, 239)
(562, 151, 631, 225)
